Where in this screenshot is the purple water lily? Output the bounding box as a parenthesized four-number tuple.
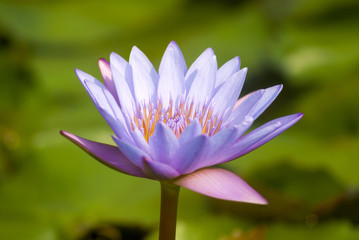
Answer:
(61, 41, 302, 239)
(61, 41, 302, 203)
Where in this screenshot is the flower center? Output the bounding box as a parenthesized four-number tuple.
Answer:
(129, 101, 223, 142)
(166, 115, 187, 138)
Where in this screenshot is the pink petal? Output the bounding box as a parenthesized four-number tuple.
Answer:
(98, 58, 118, 103)
(60, 131, 147, 178)
(173, 168, 267, 204)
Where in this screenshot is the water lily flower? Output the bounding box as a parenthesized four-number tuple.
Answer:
(61, 41, 302, 239)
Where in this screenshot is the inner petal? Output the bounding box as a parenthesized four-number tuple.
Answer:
(166, 115, 187, 138)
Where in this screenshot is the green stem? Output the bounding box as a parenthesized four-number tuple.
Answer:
(159, 182, 180, 240)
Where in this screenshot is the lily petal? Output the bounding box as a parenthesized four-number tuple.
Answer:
(173, 168, 267, 204)
(149, 123, 179, 164)
(173, 135, 210, 174)
(215, 56, 241, 90)
(211, 68, 247, 119)
(185, 48, 215, 93)
(193, 127, 240, 170)
(129, 46, 158, 105)
(110, 52, 136, 116)
(129, 128, 151, 154)
(227, 85, 283, 135)
(60, 131, 147, 178)
(224, 113, 304, 163)
(98, 58, 118, 102)
(186, 55, 217, 112)
(178, 119, 202, 145)
(83, 79, 131, 142)
(143, 157, 180, 180)
(248, 84, 283, 120)
(225, 90, 264, 128)
(158, 41, 186, 109)
(112, 135, 151, 171)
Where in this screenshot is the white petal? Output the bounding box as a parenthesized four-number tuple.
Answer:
(83, 80, 132, 142)
(110, 52, 136, 116)
(158, 42, 186, 109)
(185, 55, 217, 112)
(129, 46, 158, 105)
(226, 90, 264, 126)
(211, 68, 247, 119)
(185, 48, 215, 93)
(228, 85, 283, 130)
(248, 84, 283, 120)
(215, 56, 241, 89)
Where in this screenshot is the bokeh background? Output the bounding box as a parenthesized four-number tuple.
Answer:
(1, 0, 359, 239)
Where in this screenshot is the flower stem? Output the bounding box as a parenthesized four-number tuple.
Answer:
(159, 182, 180, 240)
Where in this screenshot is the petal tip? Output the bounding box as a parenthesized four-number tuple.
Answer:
(169, 40, 179, 47)
(295, 112, 304, 120)
(60, 130, 71, 138)
(98, 58, 109, 65)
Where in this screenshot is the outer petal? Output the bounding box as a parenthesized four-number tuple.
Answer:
(129, 46, 158, 105)
(98, 58, 118, 102)
(149, 123, 179, 164)
(75, 67, 98, 85)
(225, 90, 264, 127)
(247, 84, 283, 120)
(215, 56, 241, 90)
(60, 131, 147, 178)
(231, 85, 283, 124)
(173, 168, 267, 204)
(192, 127, 240, 171)
(110, 52, 136, 116)
(223, 113, 303, 164)
(178, 119, 202, 145)
(158, 41, 186, 109)
(185, 55, 217, 112)
(82, 79, 131, 142)
(143, 157, 180, 180)
(130, 128, 151, 154)
(226, 85, 283, 136)
(112, 136, 151, 172)
(185, 48, 215, 93)
(173, 135, 210, 174)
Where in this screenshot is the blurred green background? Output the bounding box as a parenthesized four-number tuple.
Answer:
(1, 0, 359, 239)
